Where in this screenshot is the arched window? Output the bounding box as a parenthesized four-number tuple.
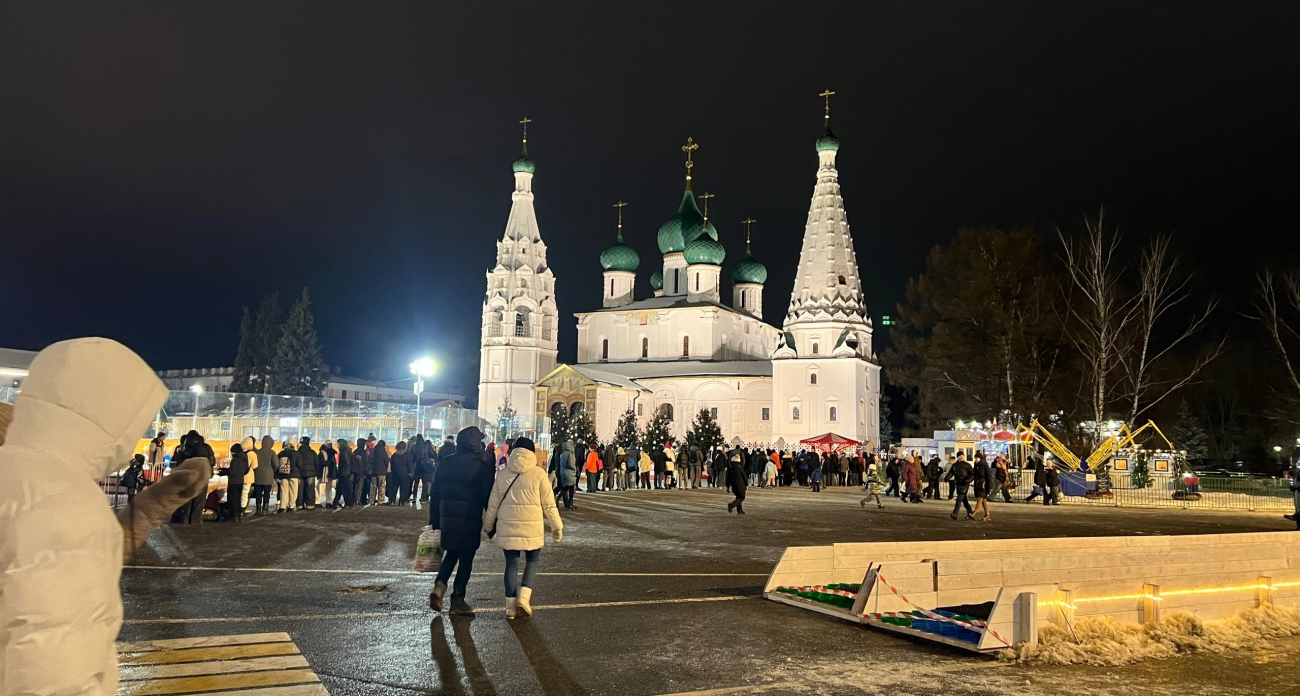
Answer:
(682, 335, 690, 357)
(609, 278, 615, 296)
(741, 289, 748, 305)
(673, 269, 680, 294)
(641, 337, 649, 359)
(838, 275, 846, 285)
(550, 402, 566, 419)
(601, 339, 609, 360)
(569, 402, 584, 417)
(695, 273, 700, 291)
(829, 406, 838, 422)
(812, 342, 819, 355)
(792, 406, 801, 421)
(660, 403, 674, 421)
(810, 373, 818, 385)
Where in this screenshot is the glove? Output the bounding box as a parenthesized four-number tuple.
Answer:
(552, 528, 563, 543)
(118, 457, 211, 560)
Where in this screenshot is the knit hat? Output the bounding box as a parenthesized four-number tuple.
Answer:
(512, 437, 535, 453)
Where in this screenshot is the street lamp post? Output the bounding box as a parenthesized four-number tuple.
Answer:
(1274, 445, 1283, 470)
(190, 384, 203, 435)
(410, 358, 437, 437)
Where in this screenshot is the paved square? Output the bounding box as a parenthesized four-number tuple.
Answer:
(120, 486, 1300, 695)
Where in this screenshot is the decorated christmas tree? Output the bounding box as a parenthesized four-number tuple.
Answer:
(642, 406, 676, 453)
(684, 408, 725, 453)
(568, 411, 599, 452)
(550, 409, 570, 447)
(613, 407, 640, 450)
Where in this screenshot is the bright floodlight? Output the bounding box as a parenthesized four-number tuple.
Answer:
(1274, 446, 1283, 452)
(190, 384, 203, 394)
(410, 357, 437, 377)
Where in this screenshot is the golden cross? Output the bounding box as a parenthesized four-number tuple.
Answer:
(613, 201, 627, 238)
(819, 89, 835, 125)
(519, 117, 532, 147)
(681, 137, 698, 190)
(742, 217, 756, 251)
(698, 192, 715, 222)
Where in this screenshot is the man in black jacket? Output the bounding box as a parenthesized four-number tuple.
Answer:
(295, 437, 317, 510)
(949, 452, 975, 520)
(428, 427, 495, 614)
(223, 442, 250, 522)
(924, 455, 943, 499)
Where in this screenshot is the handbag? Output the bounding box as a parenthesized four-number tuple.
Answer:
(486, 474, 521, 539)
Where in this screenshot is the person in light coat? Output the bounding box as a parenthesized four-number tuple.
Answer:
(239, 435, 257, 512)
(0, 338, 169, 696)
(482, 438, 563, 619)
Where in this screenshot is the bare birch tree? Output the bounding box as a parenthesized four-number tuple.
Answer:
(1121, 235, 1223, 424)
(1248, 270, 1300, 422)
(1059, 208, 1136, 445)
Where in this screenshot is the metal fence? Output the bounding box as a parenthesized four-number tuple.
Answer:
(1001, 468, 1296, 513)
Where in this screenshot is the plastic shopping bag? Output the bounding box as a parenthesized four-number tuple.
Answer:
(414, 526, 443, 573)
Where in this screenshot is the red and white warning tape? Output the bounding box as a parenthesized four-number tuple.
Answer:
(777, 585, 857, 599)
(869, 573, 1010, 647)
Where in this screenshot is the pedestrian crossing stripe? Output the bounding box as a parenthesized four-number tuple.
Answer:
(116, 632, 328, 695)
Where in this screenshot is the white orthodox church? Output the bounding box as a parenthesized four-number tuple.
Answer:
(478, 109, 881, 448)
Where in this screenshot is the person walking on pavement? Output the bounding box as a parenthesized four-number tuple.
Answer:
(1044, 461, 1061, 506)
(557, 440, 578, 509)
(860, 457, 886, 509)
(924, 454, 943, 500)
(482, 437, 563, 619)
(903, 453, 923, 503)
(428, 426, 496, 614)
(1025, 456, 1046, 503)
(949, 452, 975, 520)
(726, 450, 749, 513)
(991, 455, 1013, 503)
(971, 452, 993, 522)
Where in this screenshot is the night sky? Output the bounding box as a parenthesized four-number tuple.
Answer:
(2, 2, 1297, 391)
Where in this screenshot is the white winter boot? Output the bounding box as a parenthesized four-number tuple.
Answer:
(517, 587, 533, 616)
(505, 596, 518, 620)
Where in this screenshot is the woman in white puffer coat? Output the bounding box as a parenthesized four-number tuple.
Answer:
(482, 437, 562, 619)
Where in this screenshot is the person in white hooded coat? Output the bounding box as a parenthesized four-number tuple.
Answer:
(481, 438, 562, 619)
(0, 338, 170, 696)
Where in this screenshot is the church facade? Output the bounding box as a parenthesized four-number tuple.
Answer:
(480, 112, 881, 448)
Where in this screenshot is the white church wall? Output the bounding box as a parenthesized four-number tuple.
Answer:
(772, 357, 876, 445)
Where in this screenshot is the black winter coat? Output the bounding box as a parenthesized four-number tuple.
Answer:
(369, 444, 391, 476)
(428, 428, 495, 552)
(349, 446, 370, 477)
(726, 457, 748, 497)
(950, 460, 974, 493)
(319, 444, 337, 479)
(291, 445, 315, 478)
(972, 461, 991, 497)
(275, 447, 297, 480)
(390, 449, 414, 478)
(226, 448, 250, 480)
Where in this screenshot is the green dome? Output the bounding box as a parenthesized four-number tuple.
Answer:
(682, 218, 719, 247)
(815, 126, 840, 152)
(512, 154, 536, 173)
(657, 190, 704, 254)
(684, 236, 725, 266)
(599, 236, 640, 272)
(649, 271, 663, 290)
(731, 249, 768, 285)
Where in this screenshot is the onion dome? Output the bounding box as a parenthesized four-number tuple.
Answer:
(657, 190, 704, 254)
(599, 234, 640, 272)
(684, 236, 725, 266)
(815, 126, 840, 153)
(649, 270, 663, 290)
(681, 218, 719, 247)
(731, 249, 768, 284)
(513, 151, 536, 173)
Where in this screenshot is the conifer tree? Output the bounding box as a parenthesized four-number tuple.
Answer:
(684, 408, 724, 452)
(878, 394, 895, 447)
(269, 288, 327, 396)
(613, 407, 640, 450)
(642, 406, 676, 452)
(230, 307, 256, 393)
(250, 292, 282, 393)
(549, 409, 570, 447)
(1168, 400, 1209, 460)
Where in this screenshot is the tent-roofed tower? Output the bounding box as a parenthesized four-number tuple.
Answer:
(479, 118, 559, 426)
(771, 91, 880, 446)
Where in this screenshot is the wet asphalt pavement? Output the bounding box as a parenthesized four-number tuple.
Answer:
(120, 485, 1300, 696)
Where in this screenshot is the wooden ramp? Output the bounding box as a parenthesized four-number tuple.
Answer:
(117, 632, 328, 696)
